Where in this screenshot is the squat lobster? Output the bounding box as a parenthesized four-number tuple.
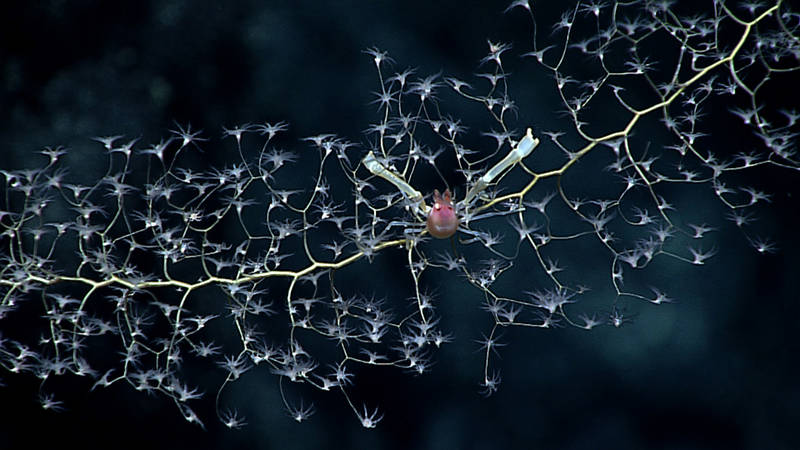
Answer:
(363, 128, 539, 239)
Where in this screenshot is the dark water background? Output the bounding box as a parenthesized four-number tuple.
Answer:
(1, 1, 798, 449)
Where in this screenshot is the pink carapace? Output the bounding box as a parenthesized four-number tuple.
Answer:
(426, 189, 459, 239)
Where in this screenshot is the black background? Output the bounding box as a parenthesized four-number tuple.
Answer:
(1, 1, 799, 449)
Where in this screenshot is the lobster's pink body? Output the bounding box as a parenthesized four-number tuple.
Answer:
(427, 189, 459, 239)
